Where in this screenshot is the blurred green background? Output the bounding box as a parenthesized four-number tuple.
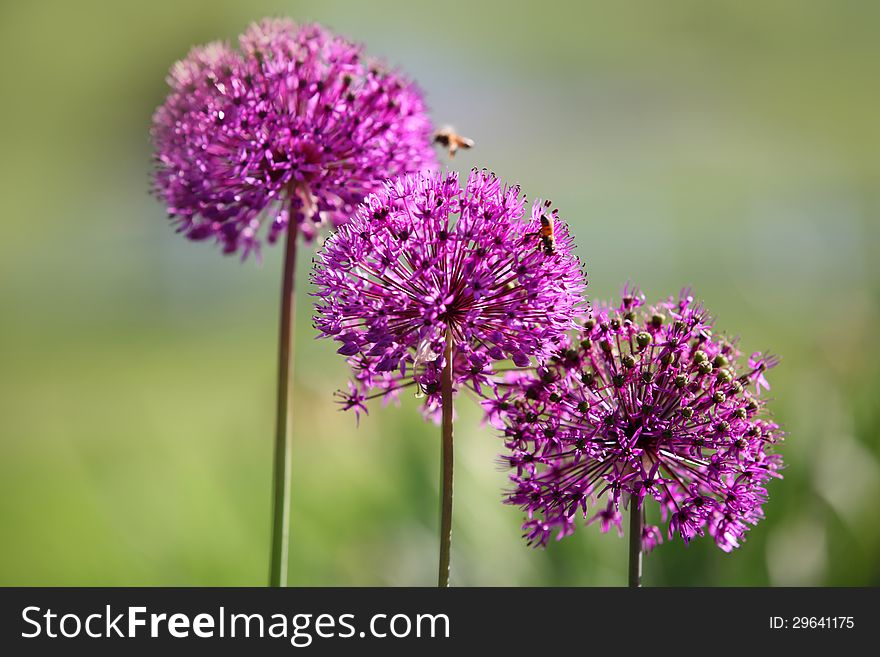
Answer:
(1, 0, 878, 586)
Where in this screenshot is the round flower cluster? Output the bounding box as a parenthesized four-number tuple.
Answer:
(311, 169, 587, 421)
(151, 18, 437, 256)
(492, 286, 783, 551)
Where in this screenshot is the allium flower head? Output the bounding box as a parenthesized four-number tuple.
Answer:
(496, 286, 783, 551)
(311, 169, 587, 421)
(151, 18, 437, 256)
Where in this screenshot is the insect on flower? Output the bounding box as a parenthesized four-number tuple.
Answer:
(524, 201, 557, 256)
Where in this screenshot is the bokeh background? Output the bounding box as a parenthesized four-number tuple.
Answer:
(1, 0, 878, 586)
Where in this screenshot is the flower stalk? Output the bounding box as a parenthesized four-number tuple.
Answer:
(628, 497, 642, 588)
(438, 332, 455, 587)
(269, 204, 299, 588)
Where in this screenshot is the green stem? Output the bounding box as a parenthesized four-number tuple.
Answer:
(269, 215, 298, 588)
(438, 332, 454, 587)
(628, 496, 642, 588)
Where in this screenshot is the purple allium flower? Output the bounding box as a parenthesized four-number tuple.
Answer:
(495, 286, 783, 551)
(311, 169, 587, 421)
(151, 18, 437, 256)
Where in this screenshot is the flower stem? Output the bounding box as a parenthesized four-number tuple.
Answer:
(438, 331, 454, 587)
(269, 218, 298, 588)
(628, 496, 642, 588)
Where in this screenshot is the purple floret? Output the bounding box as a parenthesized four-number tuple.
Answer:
(151, 19, 437, 257)
(311, 169, 588, 422)
(493, 285, 784, 551)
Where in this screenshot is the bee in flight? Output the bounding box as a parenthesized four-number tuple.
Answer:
(525, 200, 556, 255)
(433, 126, 474, 158)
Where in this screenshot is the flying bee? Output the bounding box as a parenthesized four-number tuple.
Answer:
(433, 126, 474, 158)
